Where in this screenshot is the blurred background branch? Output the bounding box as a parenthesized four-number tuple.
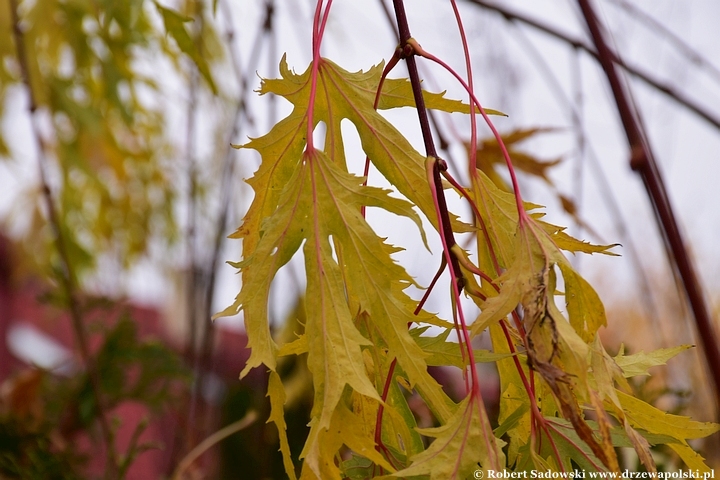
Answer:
(0, 0, 718, 476)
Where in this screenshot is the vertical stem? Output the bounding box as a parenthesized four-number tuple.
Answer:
(183, 0, 205, 364)
(306, 0, 334, 151)
(391, 8, 494, 439)
(448, 0, 477, 180)
(183, 39, 201, 468)
(392, 0, 464, 289)
(184, 76, 200, 360)
(392, 1, 436, 159)
(184, 0, 212, 461)
(194, 0, 277, 445)
(577, 0, 720, 411)
(265, 0, 278, 126)
(570, 47, 586, 246)
(9, 1, 117, 476)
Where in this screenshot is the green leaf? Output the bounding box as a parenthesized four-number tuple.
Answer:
(494, 402, 529, 439)
(278, 334, 309, 357)
(377, 78, 505, 116)
(617, 389, 720, 441)
(669, 443, 717, 472)
(224, 58, 460, 433)
(410, 326, 513, 368)
(490, 324, 532, 466)
(256, 56, 472, 236)
(267, 372, 298, 480)
(558, 262, 608, 342)
(382, 372, 425, 460)
(341, 455, 376, 480)
(154, 1, 218, 94)
(393, 394, 505, 478)
(544, 224, 620, 256)
(613, 344, 693, 378)
(303, 402, 396, 478)
(536, 418, 610, 472)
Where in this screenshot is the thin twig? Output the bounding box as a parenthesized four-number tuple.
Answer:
(377, 0, 399, 40)
(604, 0, 720, 84)
(461, 0, 720, 132)
(9, 1, 118, 476)
(171, 411, 258, 480)
(183, 0, 203, 454)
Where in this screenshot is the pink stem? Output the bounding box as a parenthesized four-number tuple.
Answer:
(306, 0, 334, 151)
(362, 50, 402, 218)
(409, 40, 528, 222)
(448, 0, 478, 185)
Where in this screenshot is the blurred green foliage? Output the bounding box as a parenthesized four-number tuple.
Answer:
(0, 317, 190, 478)
(0, 1, 228, 476)
(0, 0, 223, 277)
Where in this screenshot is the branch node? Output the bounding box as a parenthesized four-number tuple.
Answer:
(629, 145, 647, 171)
(401, 41, 414, 58)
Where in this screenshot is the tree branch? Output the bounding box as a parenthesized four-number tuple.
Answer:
(461, 0, 720, 132)
(391, 0, 464, 291)
(576, 0, 720, 413)
(9, 0, 118, 475)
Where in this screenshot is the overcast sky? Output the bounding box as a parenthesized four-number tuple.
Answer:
(202, 0, 720, 329)
(2, 0, 719, 337)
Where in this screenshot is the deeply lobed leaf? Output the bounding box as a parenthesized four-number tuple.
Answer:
(224, 54, 718, 478)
